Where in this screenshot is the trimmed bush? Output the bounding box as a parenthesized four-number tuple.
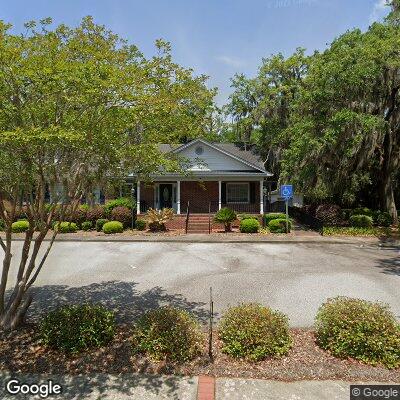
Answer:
(351, 207, 373, 217)
(54, 222, 78, 233)
(214, 207, 237, 232)
(315, 297, 400, 369)
(81, 221, 93, 231)
(40, 304, 115, 354)
(219, 303, 292, 361)
(349, 214, 373, 228)
(104, 197, 134, 215)
(96, 218, 109, 232)
(132, 307, 203, 362)
(102, 221, 124, 234)
(87, 206, 106, 223)
(268, 218, 291, 233)
(264, 213, 286, 225)
(374, 211, 392, 227)
(11, 220, 30, 233)
(111, 206, 132, 228)
(135, 219, 147, 231)
(240, 218, 260, 233)
(237, 214, 258, 221)
(315, 204, 342, 226)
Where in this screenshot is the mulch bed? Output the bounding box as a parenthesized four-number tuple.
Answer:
(1, 325, 398, 381)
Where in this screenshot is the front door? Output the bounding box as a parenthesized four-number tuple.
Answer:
(159, 184, 173, 209)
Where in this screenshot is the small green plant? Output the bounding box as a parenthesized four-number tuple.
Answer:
(219, 303, 292, 361)
(214, 207, 237, 232)
(374, 211, 392, 227)
(240, 218, 260, 233)
(322, 226, 389, 236)
(315, 297, 400, 369)
(237, 214, 258, 221)
(135, 219, 147, 231)
(349, 214, 373, 228)
(268, 218, 291, 233)
(351, 207, 373, 217)
(264, 213, 286, 225)
(81, 221, 93, 231)
(11, 220, 30, 233)
(95, 218, 109, 232)
(40, 304, 115, 354)
(132, 307, 203, 362)
(102, 221, 124, 234)
(104, 197, 134, 214)
(54, 222, 78, 233)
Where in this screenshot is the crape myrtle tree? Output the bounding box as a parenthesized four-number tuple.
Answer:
(0, 17, 215, 331)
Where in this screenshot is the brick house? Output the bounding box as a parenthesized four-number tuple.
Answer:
(131, 139, 272, 231)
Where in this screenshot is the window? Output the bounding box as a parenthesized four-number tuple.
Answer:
(195, 145, 204, 155)
(226, 183, 249, 203)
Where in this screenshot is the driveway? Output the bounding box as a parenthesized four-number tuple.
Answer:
(6, 241, 400, 327)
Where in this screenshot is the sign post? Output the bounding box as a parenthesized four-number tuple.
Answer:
(280, 185, 293, 233)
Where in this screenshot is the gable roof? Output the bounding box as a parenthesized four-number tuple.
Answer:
(159, 139, 269, 174)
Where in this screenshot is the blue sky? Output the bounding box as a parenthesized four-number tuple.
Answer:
(1, 0, 391, 104)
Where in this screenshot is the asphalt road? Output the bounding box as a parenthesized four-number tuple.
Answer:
(6, 241, 400, 327)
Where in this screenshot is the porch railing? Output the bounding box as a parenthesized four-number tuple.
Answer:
(185, 201, 190, 234)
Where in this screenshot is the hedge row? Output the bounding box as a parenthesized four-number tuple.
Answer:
(38, 297, 400, 368)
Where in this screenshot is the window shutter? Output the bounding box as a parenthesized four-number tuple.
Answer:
(250, 182, 256, 203)
(221, 182, 226, 204)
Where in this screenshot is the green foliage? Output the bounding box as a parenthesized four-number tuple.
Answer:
(104, 197, 134, 214)
(111, 206, 132, 228)
(322, 226, 390, 236)
(349, 214, 373, 228)
(219, 303, 292, 361)
(0, 219, 4, 231)
(54, 222, 78, 233)
(81, 221, 93, 231)
(40, 304, 115, 354)
(237, 214, 258, 221)
(96, 218, 109, 232)
(132, 307, 203, 362)
(102, 221, 124, 234)
(351, 207, 373, 218)
(240, 218, 260, 233)
(135, 219, 147, 231)
(264, 213, 286, 225)
(315, 297, 400, 368)
(214, 207, 237, 232)
(11, 220, 30, 233)
(374, 211, 393, 227)
(268, 218, 291, 233)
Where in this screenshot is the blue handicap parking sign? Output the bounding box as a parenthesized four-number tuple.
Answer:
(280, 185, 293, 199)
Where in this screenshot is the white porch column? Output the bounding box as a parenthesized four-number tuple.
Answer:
(218, 180, 222, 210)
(176, 180, 181, 214)
(259, 179, 264, 215)
(136, 181, 140, 215)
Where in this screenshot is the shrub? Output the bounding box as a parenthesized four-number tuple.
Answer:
(135, 219, 147, 231)
(72, 205, 88, 227)
(40, 304, 115, 354)
(11, 220, 30, 233)
(315, 297, 400, 368)
(351, 207, 373, 217)
(374, 211, 392, 227)
(219, 303, 292, 361)
(111, 206, 132, 228)
(96, 218, 109, 232)
(54, 222, 78, 233)
(237, 214, 258, 221)
(315, 204, 342, 226)
(104, 197, 134, 215)
(132, 307, 203, 362)
(268, 218, 291, 233)
(81, 221, 93, 231)
(349, 214, 373, 228)
(102, 221, 124, 234)
(214, 207, 236, 232)
(322, 226, 388, 236)
(240, 218, 260, 233)
(264, 213, 286, 225)
(0, 219, 4, 231)
(87, 206, 106, 223)
(147, 208, 174, 232)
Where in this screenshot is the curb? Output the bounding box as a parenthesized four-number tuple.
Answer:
(197, 375, 215, 400)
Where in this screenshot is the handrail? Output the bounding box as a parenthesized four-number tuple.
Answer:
(208, 202, 211, 234)
(185, 201, 190, 234)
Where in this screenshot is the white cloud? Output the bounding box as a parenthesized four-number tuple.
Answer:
(215, 55, 246, 68)
(369, 0, 390, 24)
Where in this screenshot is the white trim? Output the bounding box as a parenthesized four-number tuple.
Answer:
(136, 181, 140, 215)
(171, 139, 268, 174)
(226, 182, 250, 204)
(218, 181, 222, 210)
(259, 180, 264, 215)
(177, 180, 181, 214)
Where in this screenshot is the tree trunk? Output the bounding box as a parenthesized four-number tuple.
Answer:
(380, 171, 398, 225)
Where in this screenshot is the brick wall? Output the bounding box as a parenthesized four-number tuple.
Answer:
(140, 183, 155, 210)
(181, 181, 218, 213)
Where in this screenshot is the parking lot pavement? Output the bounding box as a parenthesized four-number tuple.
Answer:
(6, 241, 400, 327)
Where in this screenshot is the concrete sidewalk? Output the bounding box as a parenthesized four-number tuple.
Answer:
(0, 373, 395, 400)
